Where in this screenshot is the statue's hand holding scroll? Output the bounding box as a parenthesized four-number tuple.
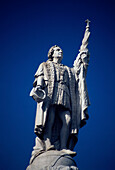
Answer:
(30, 63, 46, 103)
(30, 86, 46, 103)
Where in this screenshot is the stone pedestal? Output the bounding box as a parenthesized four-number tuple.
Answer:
(27, 150, 78, 170)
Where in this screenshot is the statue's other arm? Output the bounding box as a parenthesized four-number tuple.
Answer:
(30, 63, 46, 102)
(33, 63, 45, 88)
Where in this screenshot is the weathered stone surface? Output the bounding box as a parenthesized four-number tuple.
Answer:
(27, 150, 78, 170)
(27, 20, 91, 170)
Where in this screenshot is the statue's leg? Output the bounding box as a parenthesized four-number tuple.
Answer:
(43, 105, 56, 150)
(58, 109, 71, 150)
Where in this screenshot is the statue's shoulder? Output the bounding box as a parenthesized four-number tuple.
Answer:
(59, 63, 68, 68)
(34, 62, 46, 77)
(64, 65, 73, 71)
(36, 62, 46, 70)
(39, 62, 46, 67)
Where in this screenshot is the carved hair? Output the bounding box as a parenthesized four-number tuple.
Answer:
(48, 45, 62, 60)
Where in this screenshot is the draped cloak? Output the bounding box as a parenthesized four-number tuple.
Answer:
(32, 53, 90, 138)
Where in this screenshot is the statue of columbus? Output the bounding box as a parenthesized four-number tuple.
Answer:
(28, 20, 91, 168)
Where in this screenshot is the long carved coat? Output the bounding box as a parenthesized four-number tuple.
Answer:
(32, 50, 90, 138)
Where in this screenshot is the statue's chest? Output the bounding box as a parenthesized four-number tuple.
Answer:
(54, 64, 69, 83)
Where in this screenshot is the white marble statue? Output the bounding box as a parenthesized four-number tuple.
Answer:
(29, 20, 90, 164)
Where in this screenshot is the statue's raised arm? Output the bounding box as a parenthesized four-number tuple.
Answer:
(73, 19, 90, 76)
(70, 20, 91, 136)
(79, 19, 90, 52)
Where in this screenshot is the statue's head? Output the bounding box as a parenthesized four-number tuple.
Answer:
(48, 45, 63, 61)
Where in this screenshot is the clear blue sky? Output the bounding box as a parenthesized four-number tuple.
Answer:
(0, 0, 115, 169)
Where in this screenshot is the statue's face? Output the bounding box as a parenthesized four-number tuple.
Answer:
(52, 46, 63, 59)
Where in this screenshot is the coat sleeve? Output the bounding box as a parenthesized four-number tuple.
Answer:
(33, 63, 44, 87)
